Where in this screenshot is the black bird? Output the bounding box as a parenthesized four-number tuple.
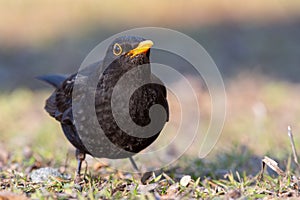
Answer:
(38, 36, 169, 182)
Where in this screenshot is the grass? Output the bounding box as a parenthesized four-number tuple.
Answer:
(1, 145, 300, 199)
(1, 76, 300, 198)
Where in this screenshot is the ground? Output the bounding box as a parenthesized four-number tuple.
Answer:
(1, 78, 300, 199)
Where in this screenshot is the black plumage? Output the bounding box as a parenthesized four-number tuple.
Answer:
(38, 36, 169, 182)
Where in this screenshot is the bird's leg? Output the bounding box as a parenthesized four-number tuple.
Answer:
(129, 156, 139, 171)
(74, 149, 86, 184)
(83, 160, 88, 180)
(129, 156, 153, 185)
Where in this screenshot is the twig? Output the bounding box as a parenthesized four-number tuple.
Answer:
(288, 126, 299, 167)
(262, 156, 286, 177)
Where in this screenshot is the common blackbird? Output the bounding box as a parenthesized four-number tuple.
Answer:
(38, 36, 169, 182)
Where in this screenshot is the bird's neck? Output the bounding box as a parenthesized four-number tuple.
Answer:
(100, 61, 151, 92)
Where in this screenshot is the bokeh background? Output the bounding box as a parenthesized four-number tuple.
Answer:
(1, 0, 300, 169)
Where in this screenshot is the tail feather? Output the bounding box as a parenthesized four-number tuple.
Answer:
(36, 74, 68, 88)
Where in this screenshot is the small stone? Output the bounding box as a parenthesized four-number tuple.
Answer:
(180, 175, 191, 187)
(29, 167, 67, 183)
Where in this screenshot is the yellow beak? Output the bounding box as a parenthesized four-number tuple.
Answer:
(127, 40, 153, 57)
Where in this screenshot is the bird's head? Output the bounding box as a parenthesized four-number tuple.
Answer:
(103, 36, 153, 69)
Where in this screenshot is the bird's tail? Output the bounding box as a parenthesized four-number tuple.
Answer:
(36, 74, 68, 89)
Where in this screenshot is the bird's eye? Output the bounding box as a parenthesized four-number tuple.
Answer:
(113, 43, 122, 56)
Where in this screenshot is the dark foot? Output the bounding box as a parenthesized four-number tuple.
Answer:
(74, 174, 84, 184)
(74, 149, 86, 184)
(128, 157, 157, 185)
(141, 171, 154, 184)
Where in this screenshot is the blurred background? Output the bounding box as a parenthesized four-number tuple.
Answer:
(1, 0, 300, 168)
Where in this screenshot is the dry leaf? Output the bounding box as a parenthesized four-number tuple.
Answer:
(161, 183, 179, 199)
(93, 161, 109, 171)
(0, 192, 28, 200)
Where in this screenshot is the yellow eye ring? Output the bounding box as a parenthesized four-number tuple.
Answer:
(113, 43, 122, 56)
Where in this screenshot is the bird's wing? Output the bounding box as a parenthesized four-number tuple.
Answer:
(55, 73, 76, 121)
(151, 74, 169, 122)
(40, 60, 103, 124)
(44, 92, 58, 118)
